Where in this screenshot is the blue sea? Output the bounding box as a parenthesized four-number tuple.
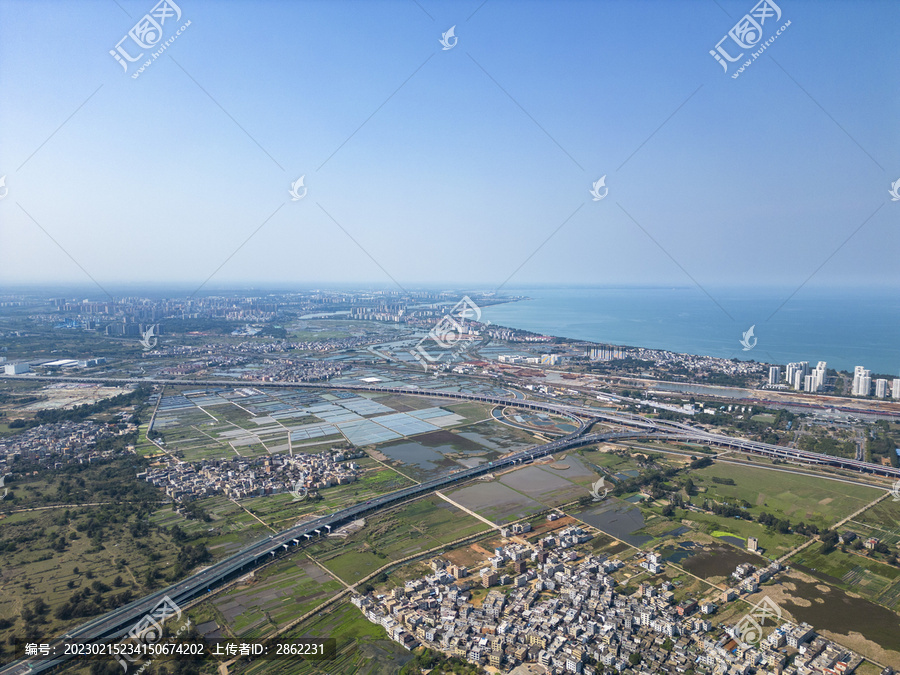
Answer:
(480, 286, 900, 377)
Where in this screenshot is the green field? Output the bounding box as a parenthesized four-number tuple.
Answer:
(228, 462, 417, 532)
(252, 600, 410, 675)
(670, 508, 804, 557)
(443, 401, 495, 423)
(790, 545, 900, 612)
(306, 497, 487, 584)
(691, 463, 880, 530)
(203, 557, 345, 639)
(852, 498, 900, 546)
(578, 447, 649, 475)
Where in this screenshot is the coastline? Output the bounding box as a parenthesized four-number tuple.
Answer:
(481, 287, 900, 377)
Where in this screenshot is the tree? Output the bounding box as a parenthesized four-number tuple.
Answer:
(820, 530, 839, 554)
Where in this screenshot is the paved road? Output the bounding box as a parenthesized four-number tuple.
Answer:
(1, 415, 653, 675)
(5, 373, 898, 479)
(2, 374, 898, 674)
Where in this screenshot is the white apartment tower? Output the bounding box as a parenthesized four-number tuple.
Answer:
(785, 363, 797, 386)
(804, 374, 817, 392)
(786, 362, 809, 391)
(852, 366, 871, 396)
(814, 361, 827, 390)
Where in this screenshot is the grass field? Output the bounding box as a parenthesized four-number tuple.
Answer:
(691, 463, 880, 530)
(307, 497, 486, 584)
(578, 447, 648, 475)
(443, 401, 495, 423)
(666, 506, 805, 558)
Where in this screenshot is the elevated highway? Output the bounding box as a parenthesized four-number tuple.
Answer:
(4, 373, 899, 478)
(0, 418, 674, 674)
(1, 374, 898, 674)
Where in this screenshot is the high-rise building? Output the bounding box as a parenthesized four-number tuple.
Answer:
(588, 347, 625, 361)
(893, 379, 900, 400)
(804, 374, 817, 393)
(814, 361, 827, 390)
(768, 366, 780, 385)
(852, 366, 871, 396)
(785, 363, 800, 386)
(786, 362, 810, 390)
(875, 379, 889, 398)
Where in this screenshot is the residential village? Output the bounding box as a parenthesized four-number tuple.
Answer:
(355, 524, 869, 675)
(0, 420, 135, 477)
(138, 446, 365, 501)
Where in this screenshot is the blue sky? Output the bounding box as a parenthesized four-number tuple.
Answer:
(0, 0, 897, 293)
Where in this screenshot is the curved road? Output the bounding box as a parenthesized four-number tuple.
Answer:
(1, 374, 897, 674)
(0, 418, 669, 674)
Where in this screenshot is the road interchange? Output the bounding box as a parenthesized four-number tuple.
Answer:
(1, 375, 897, 674)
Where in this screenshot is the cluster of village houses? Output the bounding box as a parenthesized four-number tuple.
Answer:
(355, 525, 869, 675)
(138, 447, 365, 501)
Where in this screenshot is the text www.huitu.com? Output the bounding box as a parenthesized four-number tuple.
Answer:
(131, 20, 192, 80)
(731, 19, 791, 79)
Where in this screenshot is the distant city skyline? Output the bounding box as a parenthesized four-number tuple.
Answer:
(1, 0, 897, 293)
